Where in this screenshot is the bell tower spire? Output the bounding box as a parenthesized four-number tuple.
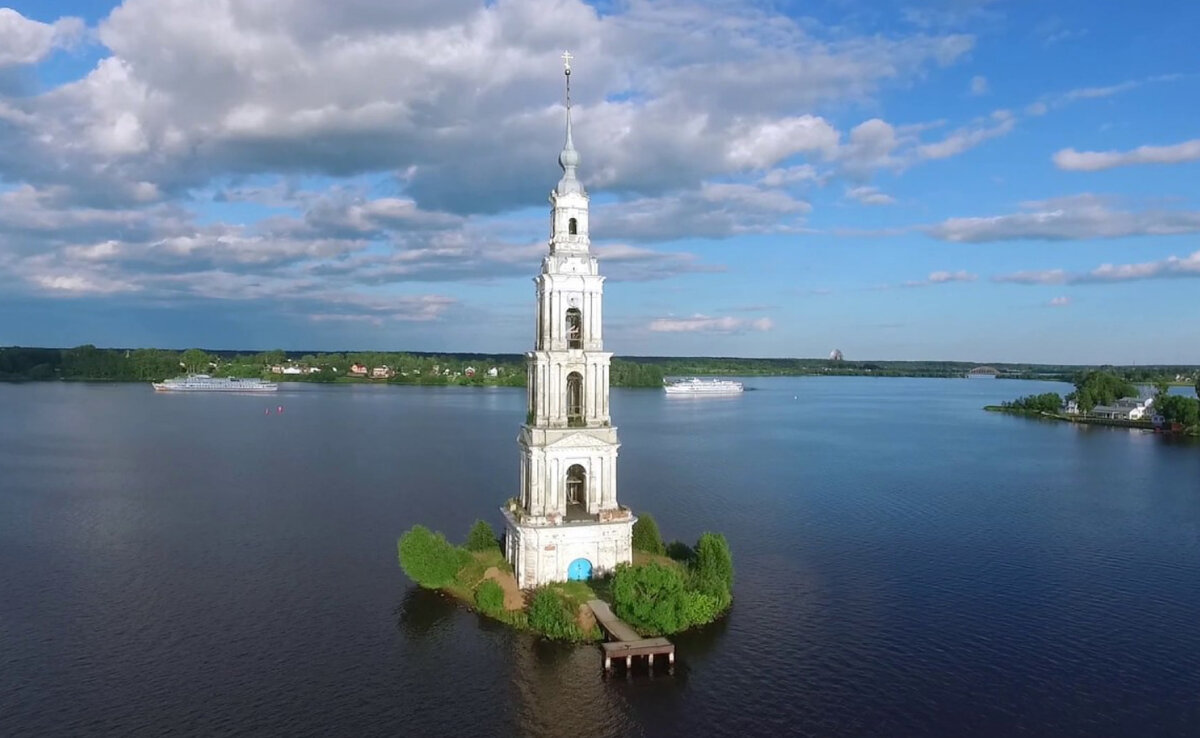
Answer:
(557, 50, 583, 197)
(501, 50, 635, 590)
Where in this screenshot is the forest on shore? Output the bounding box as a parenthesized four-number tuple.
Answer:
(2, 344, 1198, 389)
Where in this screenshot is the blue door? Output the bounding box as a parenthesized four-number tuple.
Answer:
(567, 558, 593, 581)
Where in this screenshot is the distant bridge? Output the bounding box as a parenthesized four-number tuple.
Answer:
(968, 366, 1000, 377)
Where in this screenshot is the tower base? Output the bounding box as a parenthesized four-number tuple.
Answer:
(502, 509, 634, 590)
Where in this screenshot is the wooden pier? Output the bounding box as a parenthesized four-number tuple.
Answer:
(587, 600, 675, 675)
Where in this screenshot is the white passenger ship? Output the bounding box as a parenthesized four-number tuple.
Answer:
(663, 377, 744, 395)
(152, 374, 278, 393)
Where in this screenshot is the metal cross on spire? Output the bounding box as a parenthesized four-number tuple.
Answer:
(562, 50, 573, 109)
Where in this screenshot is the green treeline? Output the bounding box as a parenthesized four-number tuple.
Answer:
(1000, 392, 1064, 414)
(4, 345, 1198, 390)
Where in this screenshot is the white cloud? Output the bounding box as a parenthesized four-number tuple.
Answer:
(915, 110, 1014, 160)
(1053, 139, 1200, 171)
(1047, 296, 1070, 307)
(903, 269, 978, 287)
(647, 314, 773, 333)
(992, 269, 1068, 285)
(969, 75, 988, 95)
(845, 186, 895, 205)
(994, 250, 1200, 286)
(926, 194, 1200, 242)
(0, 0, 975, 213)
(595, 183, 810, 242)
(838, 118, 900, 174)
(0, 9, 84, 67)
(725, 115, 840, 169)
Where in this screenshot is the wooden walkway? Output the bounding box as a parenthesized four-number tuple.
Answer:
(587, 600, 675, 674)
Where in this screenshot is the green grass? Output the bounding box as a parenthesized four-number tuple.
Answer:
(633, 550, 684, 569)
(445, 548, 508, 601)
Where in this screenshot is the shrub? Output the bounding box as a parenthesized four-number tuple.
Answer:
(465, 519, 499, 552)
(397, 525, 464, 589)
(475, 579, 505, 615)
(678, 589, 723, 628)
(665, 540, 694, 563)
(691, 532, 734, 608)
(527, 588, 581, 641)
(632, 512, 666, 555)
(611, 562, 688, 635)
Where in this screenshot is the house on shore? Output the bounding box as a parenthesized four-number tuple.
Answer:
(1091, 394, 1155, 421)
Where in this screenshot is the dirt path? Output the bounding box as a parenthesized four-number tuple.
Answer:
(483, 567, 524, 611)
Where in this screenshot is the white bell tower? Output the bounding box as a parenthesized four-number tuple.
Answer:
(502, 52, 635, 589)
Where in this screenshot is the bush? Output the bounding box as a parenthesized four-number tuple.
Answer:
(691, 532, 734, 608)
(474, 579, 505, 615)
(397, 525, 465, 589)
(465, 519, 499, 552)
(677, 589, 723, 628)
(611, 562, 688, 635)
(632, 513, 665, 555)
(527, 588, 581, 641)
(665, 540, 694, 563)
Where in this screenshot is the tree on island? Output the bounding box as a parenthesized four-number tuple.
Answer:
(632, 513, 666, 555)
(1156, 394, 1200, 429)
(691, 532, 734, 607)
(465, 519, 499, 553)
(397, 525, 467, 589)
(1067, 371, 1138, 412)
(611, 531, 735, 635)
(1002, 393, 1063, 414)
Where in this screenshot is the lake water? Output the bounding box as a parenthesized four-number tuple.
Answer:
(2, 378, 1198, 737)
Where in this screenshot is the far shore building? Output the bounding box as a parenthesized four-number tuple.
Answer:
(349, 363, 368, 376)
(502, 53, 635, 589)
(1092, 394, 1155, 421)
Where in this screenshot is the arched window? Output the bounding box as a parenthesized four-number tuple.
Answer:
(566, 464, 586, 510)
(566, 371, 583, 426)
(568, 217, 578, 235)
(565, 307, 582, 349)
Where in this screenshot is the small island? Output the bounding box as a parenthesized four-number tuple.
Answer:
(987, 370, 1200, 437)
(397, 513, 733, 647)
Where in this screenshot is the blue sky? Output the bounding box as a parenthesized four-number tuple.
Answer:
(0, 0, 1197, 363)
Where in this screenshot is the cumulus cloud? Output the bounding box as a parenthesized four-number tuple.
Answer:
(994, 251, 1200, 286)
(0, 9, 84, 67)
(0, 0, 975, 213)
(926, 194, 1200, 242)
(647, 314, 773, 333)
(969, 75, 988, 95)
(1053, 139, 1200, 171)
